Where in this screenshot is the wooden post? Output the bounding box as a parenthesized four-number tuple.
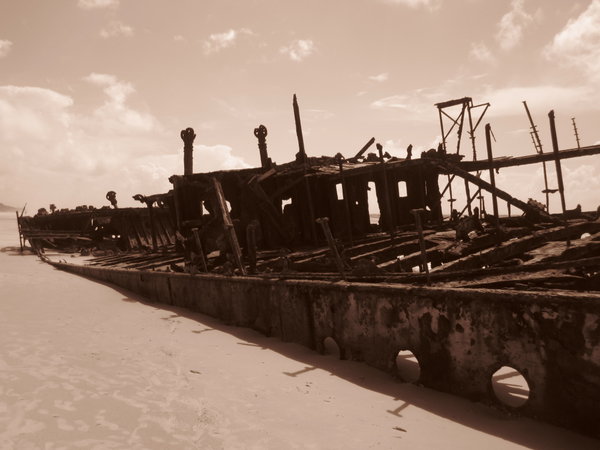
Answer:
(191, 227, 208, 272)
(212, 177, 247, 275)
(410, 209, 430, 285)
(316, 217, 346, 279)
(16, 211, 23, 252)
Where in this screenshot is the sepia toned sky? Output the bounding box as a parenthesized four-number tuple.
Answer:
(1, 0, 599, 213)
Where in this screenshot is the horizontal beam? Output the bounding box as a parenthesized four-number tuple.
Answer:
(458, 145, 600, 172)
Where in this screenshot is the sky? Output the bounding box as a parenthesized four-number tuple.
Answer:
(1, 0, 599, 215)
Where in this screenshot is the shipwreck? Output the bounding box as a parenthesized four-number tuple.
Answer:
(17, 95, 600, 438)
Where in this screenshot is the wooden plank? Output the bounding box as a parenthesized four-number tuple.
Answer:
(433, 221, 597, 273)
(212, 177, 246, 275)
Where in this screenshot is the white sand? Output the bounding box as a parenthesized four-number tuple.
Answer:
(1, 212, 598, 449)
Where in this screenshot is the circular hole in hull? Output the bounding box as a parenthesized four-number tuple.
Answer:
(492, 365, 530, 408)
(323, 337, 341, 359)
(396, 350, 420, 383)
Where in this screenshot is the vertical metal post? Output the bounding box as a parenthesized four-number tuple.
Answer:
(147, 202, 158, 251)
(293, 94, 317, 244)
(377, 143, 395, 233)
(549, 110, 570, 246)
(245, 222, 258, 275)
(410, 209, 430, 285)
(464, 179, 472, 216)
(467, 103, 477, 161)
(293, 94, 307, 164)
(485, 124, 500, 230)
(336, 157, 354, 246)
(172, 176, 183, 233)
(438, 109, 446, 152)
(523, 101, 551, 210)
(572, 117, 581, 149)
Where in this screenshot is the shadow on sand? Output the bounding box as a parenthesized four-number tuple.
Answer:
(49, 264, 597, 448)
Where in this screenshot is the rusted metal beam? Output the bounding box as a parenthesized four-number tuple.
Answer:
(549, 110, 568, 217)
(350, 137, 375, 161)
(458, 144, 600, 172)
(435, 159, 559, 223)
(293, 94, 307, 164)
(485, 124, 500, 231)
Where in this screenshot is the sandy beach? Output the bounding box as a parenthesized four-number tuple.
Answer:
(1, 212, 598, 449)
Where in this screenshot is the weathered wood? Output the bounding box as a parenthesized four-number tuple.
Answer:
(350, 137, 376, 161)
(247, 175, 292, 243)
(191, 227, 208, 272)
(435, 221, 597, 272)
(212, 177, 246, 275)
(316, 217, 346, 279)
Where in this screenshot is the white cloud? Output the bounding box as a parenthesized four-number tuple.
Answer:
(368, 72, 389, 82)
(384, 0, 442, 10)
(78, 0, 119, 9)
(496, 0, 534, 51)
(280, 39, 315, 62)
(202, 29, 252, 55)
(173, 35, 185, 42)
(469, 42, 496, 64)
(100, 21, 134, 39)
(371, 95, 410, 109)
(83, 72, 156, 133)
(0, 80, 249, 210)
(482, 84, 595, 117)
(544, 0, 600, 82)
(0, 39, 13, 58)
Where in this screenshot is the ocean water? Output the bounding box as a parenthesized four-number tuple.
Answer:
(0, 212, 20, 249)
